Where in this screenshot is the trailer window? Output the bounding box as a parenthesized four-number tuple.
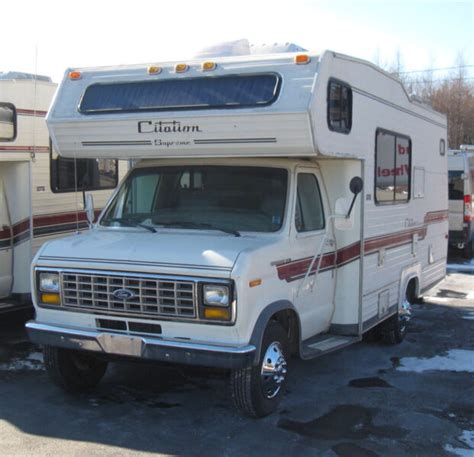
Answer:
(79, 74, 281, 114)
(448, 171, 464, 200)
(327, 79, 352, 134)
(0, 103, 16, 141)
(50, 141, 119, 193)
(375, 129, 411, 204)
(295, 173, 325, 232)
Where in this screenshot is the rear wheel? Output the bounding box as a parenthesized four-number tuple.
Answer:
(380, 284, 414, 345)
(230, 321, 290, 418)
(43, 346, 108, 393)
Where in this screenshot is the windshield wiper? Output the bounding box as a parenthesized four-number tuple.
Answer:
(105, 217, 157, 233)
(157, 221, 240, 237)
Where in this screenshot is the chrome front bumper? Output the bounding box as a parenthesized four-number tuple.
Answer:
(26, 321, 256, 369)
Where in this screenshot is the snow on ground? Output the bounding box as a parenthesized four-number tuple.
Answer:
(445, 431, 474, 456)
(444, 444, 474, 456)
(458, 431, 474, 449)
(397, 349, 474, 373)
(0, 352, 44, 371)
(462, 311, 474, 321)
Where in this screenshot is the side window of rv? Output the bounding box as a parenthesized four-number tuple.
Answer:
(0, 103, 17, 141)
(375, 130, 411, 204)
(327, 80, 352, 134)
(295, 173, 325, 232)
(50, 141, 119, 193)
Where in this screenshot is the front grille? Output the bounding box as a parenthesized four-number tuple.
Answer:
(61, 272, 196, 319)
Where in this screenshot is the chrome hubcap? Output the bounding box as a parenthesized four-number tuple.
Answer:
(261, 342, 287, 399)
(399, 298, 412, 333)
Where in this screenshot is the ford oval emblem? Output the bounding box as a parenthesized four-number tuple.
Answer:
(112, 288, 136, 300)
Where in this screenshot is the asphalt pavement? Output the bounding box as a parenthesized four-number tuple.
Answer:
(0, 258, 473, 456)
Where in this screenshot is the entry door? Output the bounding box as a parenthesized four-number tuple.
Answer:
(292, 169, 336, 338)
(0, 179, 13, 298)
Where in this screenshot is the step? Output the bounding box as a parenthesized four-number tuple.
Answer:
(301, 334, 360, 360)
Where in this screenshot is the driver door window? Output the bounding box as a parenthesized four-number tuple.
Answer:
(295, 173, 325, 232)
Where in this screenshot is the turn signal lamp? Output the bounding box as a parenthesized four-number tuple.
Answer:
(175, 63, 189, 73)
(41, 293, 60, 305)
(294, 54, 310, 65)
(464, 195, 472, 222)
(68, 71, 82, 80)
(203, 307, 231, 321)
(249, 279, 262, 288)
(147, 66, 162, 75)
(202, 61, 216, 71)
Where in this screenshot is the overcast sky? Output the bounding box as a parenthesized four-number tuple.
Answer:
(1, 0, 473, 83)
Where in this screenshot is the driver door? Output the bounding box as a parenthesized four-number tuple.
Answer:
(0, 179, 13, 298)
(291, 168, 336, 338)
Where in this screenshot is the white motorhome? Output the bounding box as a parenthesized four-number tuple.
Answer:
(27, 50, 448, 417)
(0, 72, 123, 311)
(448, 145, 474, 257)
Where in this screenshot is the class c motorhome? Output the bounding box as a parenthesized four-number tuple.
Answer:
(0, 72, 123, 311)
(26, 49, 448, 417)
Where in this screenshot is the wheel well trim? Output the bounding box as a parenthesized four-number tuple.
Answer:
(249, 300, 302, 365)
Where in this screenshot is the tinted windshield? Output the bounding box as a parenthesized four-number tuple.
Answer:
(101, 166, 288, 233)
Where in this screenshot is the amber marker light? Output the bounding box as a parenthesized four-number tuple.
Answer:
(202, 61, 216, 71)
(294, 54, 310, 65)
(175, 63, 189, 73)
(147, 66, 162, 75)
(203, 307, 231, 320)
(249, 279, 262, 288)
(68, 71, 82, 80)
(41, 293, 60, 305)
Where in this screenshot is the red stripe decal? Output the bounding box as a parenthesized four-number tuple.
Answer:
(424, 210, 448, 223)
(0, 210, 103, 242)
(16, 109, 48, 117)
(276, 209, 447, 283)
(364, 226, 427, 253)
(0, 146, 49, 152)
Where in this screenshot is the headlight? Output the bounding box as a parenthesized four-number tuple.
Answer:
(39, 272, 60, 293)
(203, 285, 229, 307)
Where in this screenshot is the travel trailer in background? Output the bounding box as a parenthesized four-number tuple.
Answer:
(448, 145, 474, 257)
(27, 47, 448, 417)
(0, 72, 124, 312)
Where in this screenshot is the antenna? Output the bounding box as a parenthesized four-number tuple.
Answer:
(31, 42, 39, 162)
(74, 143, 80, 234)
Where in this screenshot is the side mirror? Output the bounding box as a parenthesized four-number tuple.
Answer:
(346, 176, 364, 218)
(350, 176, 364, 195)
(85, 194, 95, 227)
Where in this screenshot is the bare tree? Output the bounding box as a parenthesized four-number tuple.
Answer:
(373, 49, 474, 149)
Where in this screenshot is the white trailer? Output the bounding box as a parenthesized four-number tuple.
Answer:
(27, 50, 448, 417)
(0, 72, 124, 311)
(448, 145, 474, 257)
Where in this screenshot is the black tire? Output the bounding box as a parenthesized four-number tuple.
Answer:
(380, 284, 414, 345)
(230, 321, 290, 418)
(43, 346, 108, 393)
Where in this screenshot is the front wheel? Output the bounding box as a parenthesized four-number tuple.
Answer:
(43, 346, 108, 393)
(230, 321, 290, 418)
